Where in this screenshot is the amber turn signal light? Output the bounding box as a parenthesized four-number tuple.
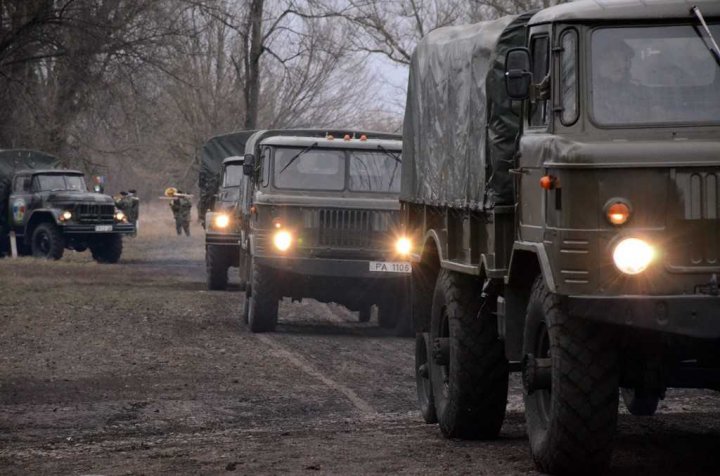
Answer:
(540, 175, 557, 190)
(607, 202, 631, 226)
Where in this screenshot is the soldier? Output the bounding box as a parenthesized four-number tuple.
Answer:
(170, 191, 192, 236)
(114, 191, 130, 215)
(126, 189, 140, 230)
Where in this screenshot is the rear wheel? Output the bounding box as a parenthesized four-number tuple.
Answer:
(90, 234, 122, 263)
(246, 257, 279, 333)
(523, 275, 619, 475)
(415, 332, 437, 423)
(31, 223, 64, 260)
(429, 269, 509, 439)
(206, 245, 229, 290)
(621, 388, 660, 416)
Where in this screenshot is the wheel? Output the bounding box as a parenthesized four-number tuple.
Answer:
(428, 269, 509, 439)
(206, 245, 229, 290)
(90, 234, 122, 263)
(31, 223, 64, 260)
(246, 257, 278, 333)
(523, 275, 619, 476)
(358, 305, 371, 323)
(415, 332, 437, 423)
(621, 388, 659, 416)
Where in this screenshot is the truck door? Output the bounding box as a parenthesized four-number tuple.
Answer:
(9, 174, 32, 235)
(517, 31, 551, 242)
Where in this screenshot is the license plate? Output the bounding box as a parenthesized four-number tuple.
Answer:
(95, 225, 113, 232)
(369, 261, 411, 273)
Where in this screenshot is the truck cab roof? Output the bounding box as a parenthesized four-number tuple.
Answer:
(15, 169, 84, 176)
(530, 0, 720, 25)
(259, 135, 402, 151)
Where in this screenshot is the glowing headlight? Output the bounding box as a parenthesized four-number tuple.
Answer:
(114, 210, 126, 222)
(213, 213, 230, 229)
(395, 237, 412, 256)
(613, 238, 655, 275)
(60, 210, 72, 221)
(273, 230, 293, 251)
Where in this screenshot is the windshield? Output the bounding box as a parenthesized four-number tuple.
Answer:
(349, 150, 401, 193)
(591, 25, 720, 125)
(273, 148, 345, 190)
(223, 164, 243, 187)
(34, 175, 86, 192)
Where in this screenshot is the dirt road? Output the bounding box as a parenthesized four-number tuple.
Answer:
(2, 213, 720, 475)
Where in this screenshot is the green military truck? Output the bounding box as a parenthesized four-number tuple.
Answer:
(199, 131, 256, 290)
(0, 149, 135, 261)
(235, 129, 412, 334)
(403, 1, 720, 474)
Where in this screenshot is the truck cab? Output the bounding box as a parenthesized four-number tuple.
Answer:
(239, 130, 411, 334)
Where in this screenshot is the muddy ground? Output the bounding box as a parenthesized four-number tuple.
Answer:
(2, 206, 720, 475)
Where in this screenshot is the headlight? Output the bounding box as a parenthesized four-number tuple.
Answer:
(60, 210, 72, 221)
(213, 213, 230, 229)
(395, 237, 412, 256)
(613, 238, 655, 275)
(273, 230, 292, 251)
(114, 210, 126, 222)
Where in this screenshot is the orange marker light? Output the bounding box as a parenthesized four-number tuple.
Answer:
(343, 134, 351, 141)
(359, 134, 368, 141)
(540, 175, 556, 190)
(607, 202, 631, 225)
(326, 134, 334, 140)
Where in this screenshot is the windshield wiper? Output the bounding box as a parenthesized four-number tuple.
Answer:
(376, 144, 402, 164)
(278, 142, 319, 175)
(691, 5, 720, 66)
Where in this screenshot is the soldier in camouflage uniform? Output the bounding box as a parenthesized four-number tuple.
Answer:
(170, 191, 192, 236)
(114, 191, 130, 215)
(126, 189, 140, 230)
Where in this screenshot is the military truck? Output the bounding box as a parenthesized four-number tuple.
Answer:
(199, 131, 256, 290)
(234, 129, 411, 334)
(403, 1, 720, 474)
(0, 149, 135, 261)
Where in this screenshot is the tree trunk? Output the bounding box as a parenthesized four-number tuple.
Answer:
(243, 0, 263, 130)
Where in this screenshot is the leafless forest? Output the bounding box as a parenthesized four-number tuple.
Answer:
(0, 0, 564, 197)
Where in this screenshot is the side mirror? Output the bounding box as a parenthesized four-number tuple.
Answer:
(243, 154, 255, 176)
(505, 47, 532, 100)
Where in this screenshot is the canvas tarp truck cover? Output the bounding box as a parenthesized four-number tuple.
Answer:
(0, 149, 59, 234)
(401, 13, 532, 209)
(198, 131, 256, 216)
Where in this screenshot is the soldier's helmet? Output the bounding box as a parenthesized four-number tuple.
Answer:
(128, 189, 137, 195)
(120, 191, 128, 196)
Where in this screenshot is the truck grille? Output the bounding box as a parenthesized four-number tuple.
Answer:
(75, 204, 115, 224)
(667, 169, 720, 270)
(311, 208, 395, 248)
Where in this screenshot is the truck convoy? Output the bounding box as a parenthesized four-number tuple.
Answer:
(403, 1, 720, 474)
(200, 129, 412, 334)
(0, 149, 135, 261)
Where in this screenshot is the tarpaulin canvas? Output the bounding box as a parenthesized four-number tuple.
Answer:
(402, 13, 532, 209)
(198, 130, 256, 216)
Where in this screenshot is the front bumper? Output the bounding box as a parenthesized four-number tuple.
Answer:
(205, 232, 241, 246)
(567, 294, 720, 339)
(62, 223, 136, 234)
(255, 255, 411, 280)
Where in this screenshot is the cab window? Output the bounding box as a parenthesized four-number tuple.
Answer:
(13, 176, 30, 193)
(529, 35, 550, 127)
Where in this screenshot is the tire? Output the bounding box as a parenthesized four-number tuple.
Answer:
(206, 245, 229, 290)
(31, 223, 64, 260)
(415, 332, 437, 423)
(523, 275, 619, 476)
(246, 257, 279, 333)
(358, 305, 371, 323)
(621, 388, 659, 416)
(90, 234, 122, 263)
(429, 269, 509, 439)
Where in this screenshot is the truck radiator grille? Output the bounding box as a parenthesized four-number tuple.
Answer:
(315, 209, 394, 248)
(75, 204, 115, 224)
